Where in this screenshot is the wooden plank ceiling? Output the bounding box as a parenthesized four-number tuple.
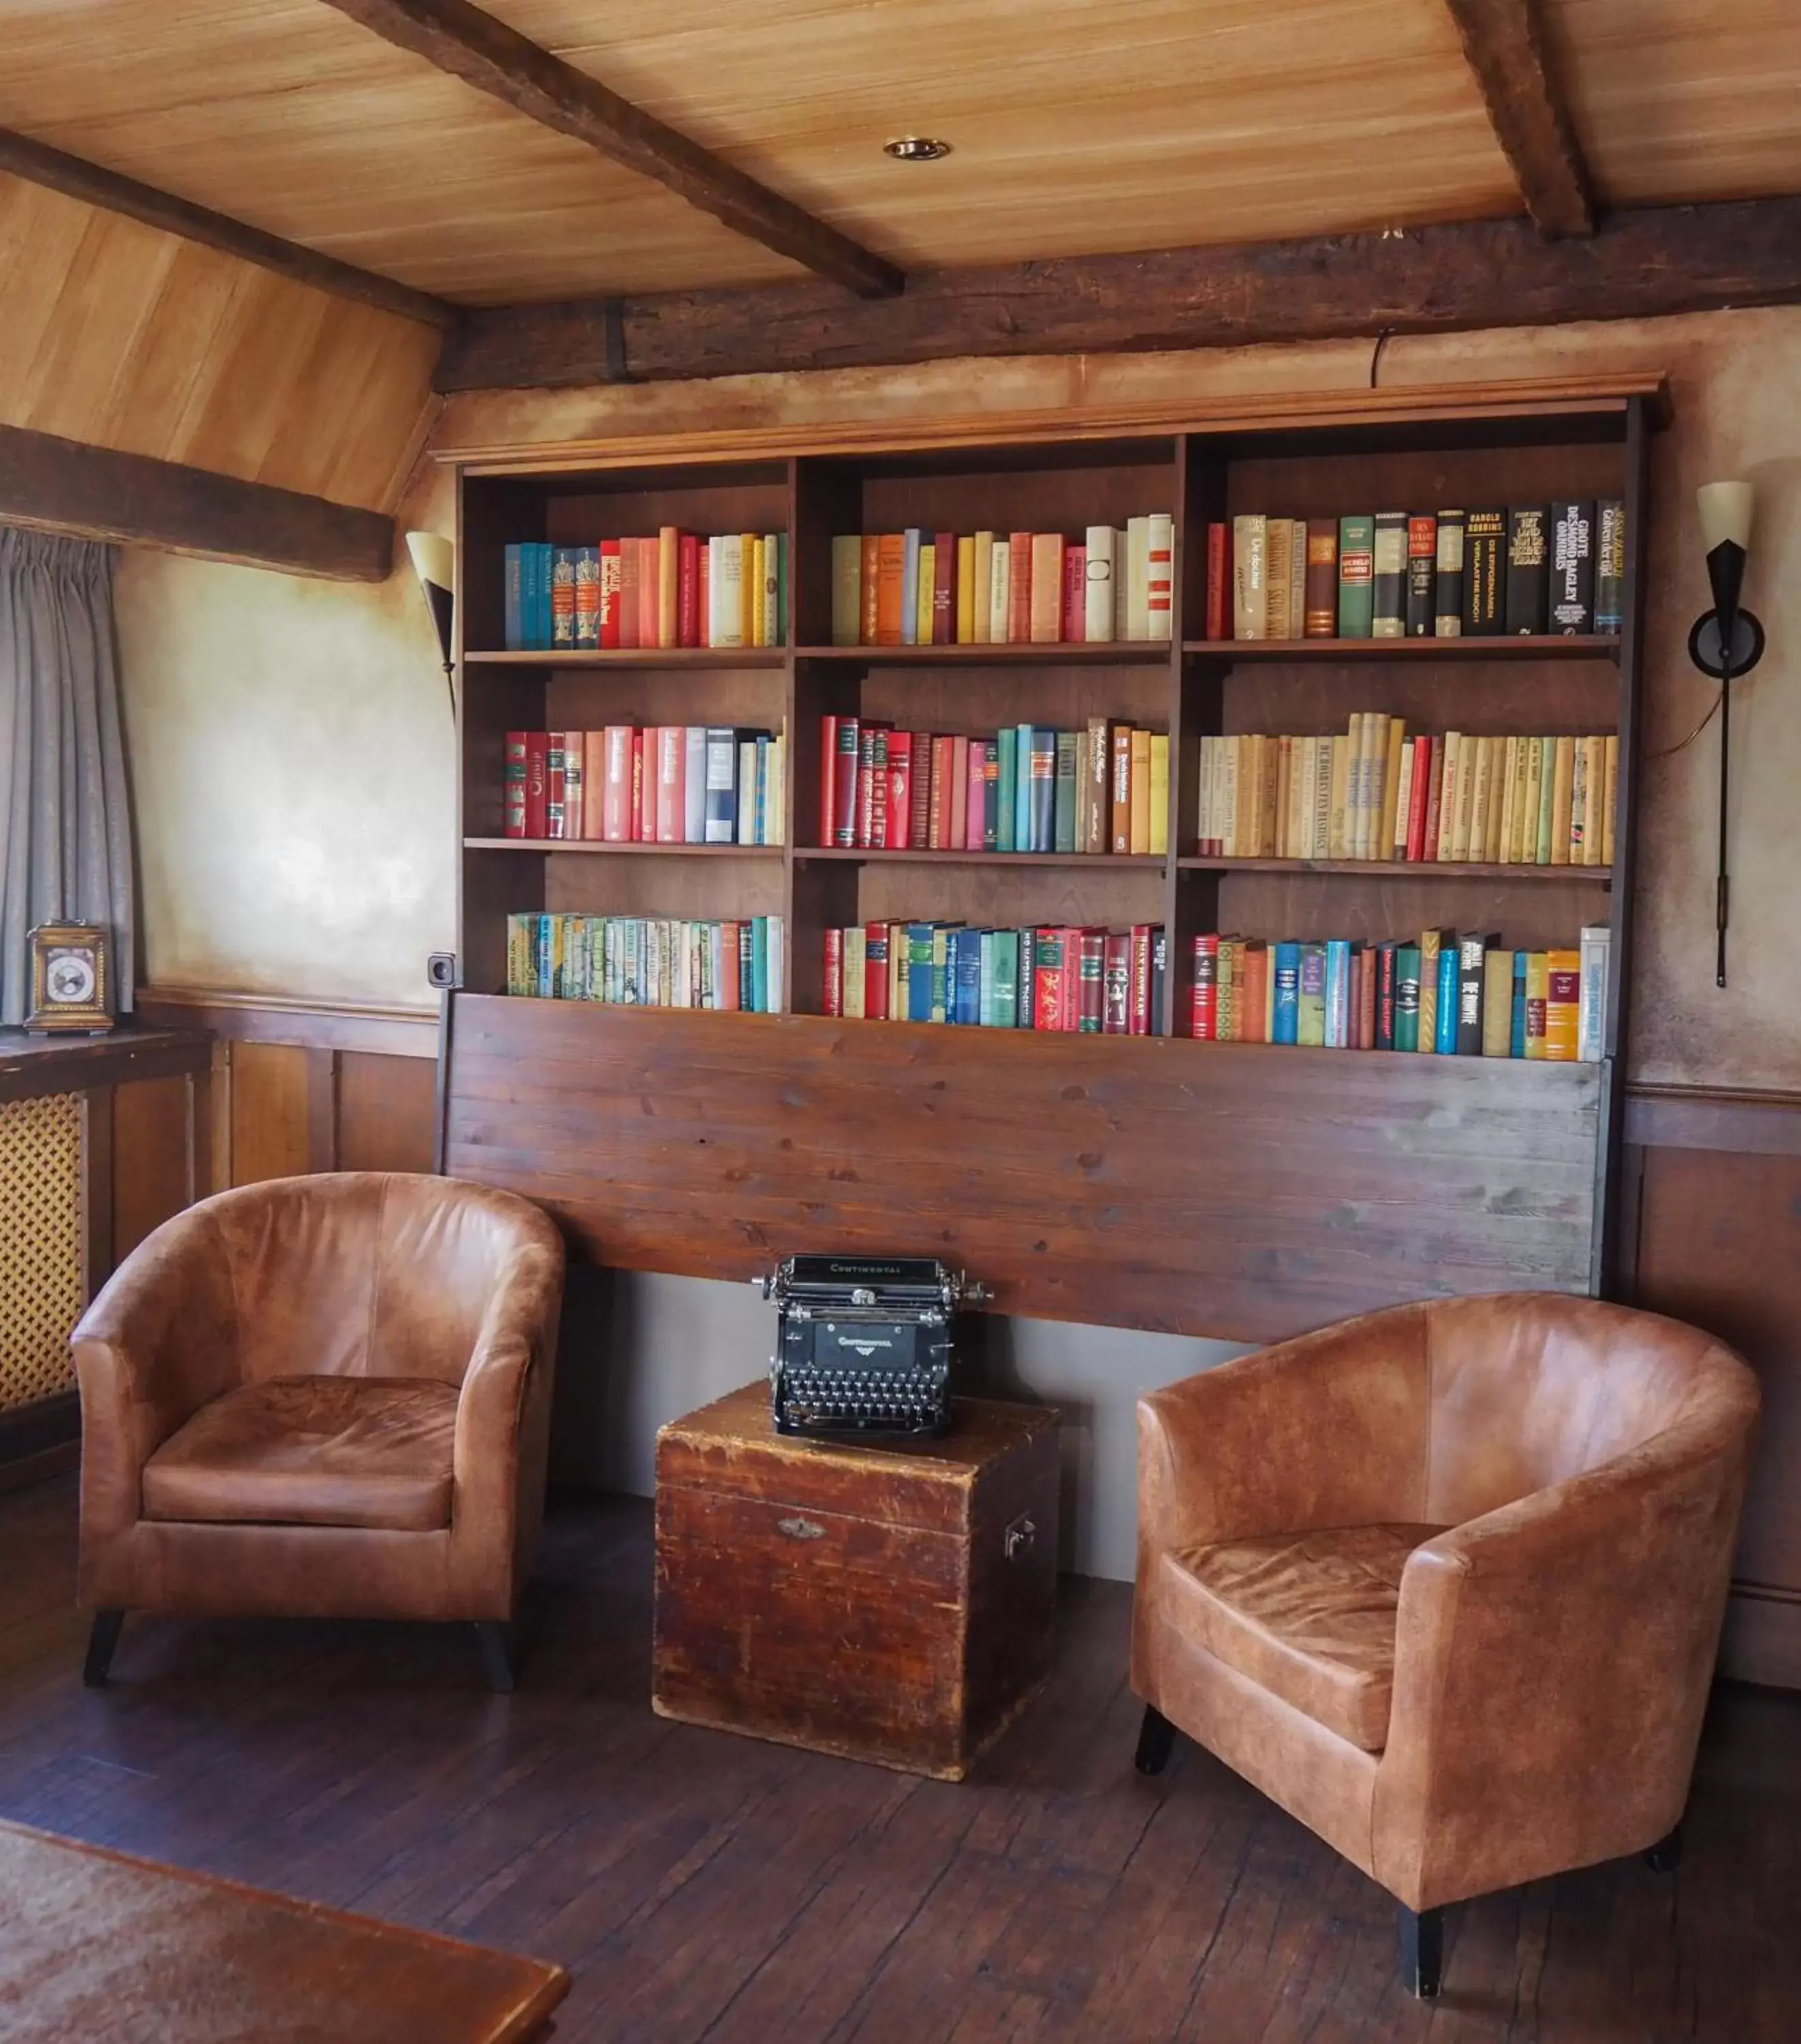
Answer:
(2, 0, 1797, 310)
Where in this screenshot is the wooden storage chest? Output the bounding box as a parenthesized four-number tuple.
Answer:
(653, 1384, 1059, 1780)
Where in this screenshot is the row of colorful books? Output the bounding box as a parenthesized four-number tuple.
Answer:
(1190, 927, 1609, 1058)
(822, 923, 1168, 1031)
(1198, 724, 1619, 866)
(828, 520, 1174, 647)
(503, 728, 785, 846)
(501, 533, 787, 651)
(505, 913, 784, 1011)
(1207, 503, 1626, 641)
(819, 717, 1170, 856)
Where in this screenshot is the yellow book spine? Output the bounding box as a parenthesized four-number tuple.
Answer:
(972, 532, 994, 644)
(1601, 732, 1619, 865)
(1497, 736, 1519, 864)
(1582, 734, 1604, 865)
(1328, 734, 1351, 858)
(1380, 716, 1406, 858)
(739, 533, 757, 648)
(658, 525, 679, 648)
(956, 536, 976, 643)
(1148, 733, 1170, 856)
(1550, 735, 1575, 865)
(915, 542, 935, 647)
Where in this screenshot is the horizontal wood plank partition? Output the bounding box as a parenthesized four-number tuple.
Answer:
(443, 996, 1600, 1344)
(0, 425, 396, 581)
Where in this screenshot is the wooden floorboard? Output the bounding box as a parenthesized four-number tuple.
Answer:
(0, 1478, 1796, 2042)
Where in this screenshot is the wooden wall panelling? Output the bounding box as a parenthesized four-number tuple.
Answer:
(443, 995, 1603, 1344)
(228, 1042, 314, 1187)
(336, 1051, 440, 1176)
(111, 1074, 199, 1262)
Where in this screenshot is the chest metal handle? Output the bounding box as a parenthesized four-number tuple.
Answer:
(777, 1515, 826, 1542)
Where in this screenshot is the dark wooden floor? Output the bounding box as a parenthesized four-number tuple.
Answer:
(2, 1480, 1797, 2043)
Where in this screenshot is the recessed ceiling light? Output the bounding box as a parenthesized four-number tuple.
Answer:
(884, 136, 952, 163)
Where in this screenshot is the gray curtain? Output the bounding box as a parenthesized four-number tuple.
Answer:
(0, 528, 135, 1025)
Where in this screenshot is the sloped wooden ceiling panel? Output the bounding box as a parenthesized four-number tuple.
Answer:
(0, 171, 436, 514)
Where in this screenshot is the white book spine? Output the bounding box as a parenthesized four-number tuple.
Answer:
(1146, 512, 1174, 641)
(684, 726, 707, 842)
(767, 916, 784, 1015)
(1084, 525, 1115, 642)
(988, 539, 1011, 643)
(737, 740, 757, 846)
(714, 536, 743, 648)
(1578, 924, 1610, 1062)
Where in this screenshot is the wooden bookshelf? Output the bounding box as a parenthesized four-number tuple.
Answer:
(444, 376, 1657, 1321)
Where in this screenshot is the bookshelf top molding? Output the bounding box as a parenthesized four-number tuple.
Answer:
(438, 373, 1672, 478)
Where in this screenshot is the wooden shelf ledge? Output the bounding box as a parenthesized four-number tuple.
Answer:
(794, 643, 1172, 666)
(1178, 856, 1613, 882)
(794, 848, 1165, 868)
(1183, 635, 1620, 662)
(463, 648, 785, 668)
(465, 838, 782, 855)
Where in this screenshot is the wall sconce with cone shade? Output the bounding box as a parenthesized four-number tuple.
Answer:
(1687, 484, 1766, 988)
(406, 531, 456, 716)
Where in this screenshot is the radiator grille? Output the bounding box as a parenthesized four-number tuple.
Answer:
(0, 1092, 82, 1410)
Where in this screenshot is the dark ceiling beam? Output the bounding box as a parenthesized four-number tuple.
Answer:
(435, 193, 1801, 392)
(1442, 0, 1595, 237)
(0, 126, 454, 330)
(315, 0, 902, 298)
(0, 424, 395, 582)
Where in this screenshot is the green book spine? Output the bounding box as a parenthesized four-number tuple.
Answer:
(1394, 944, 1422, 1052)
(978, 929, 996, 1027)
(1337, 514, 1375, 637)
(992, 931, 1019, 1027)
(997, 727, 1017, 852)
(1053, 730, 1078, 852)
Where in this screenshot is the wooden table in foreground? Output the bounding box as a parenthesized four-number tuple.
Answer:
(0, 1819, 569, 2043)
(653, 1384, 1060, 1780)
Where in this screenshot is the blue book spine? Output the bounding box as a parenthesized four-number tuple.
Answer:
(1435, 946, 1460, 1054)
(1014, 726, 1033, 851)
(503, 544, 523, 650)
(997, 729, 1017, 851)
(1324, 938, 1351, 1047)
(907, 923, 935, 1023)
(537, 912, 554, 1001)
(529, 544, 551, 649)
(1029, 728, 1057, 852)
(704, 727, 737, 843)
(900, 529, 921, 645)
(1272, 941, 1300, 1045)
(956, 931, 983, 1025)
(752, 916, 769, 1014)
(755, 734, 771, 846)
(1510, 950, 1528, 1057)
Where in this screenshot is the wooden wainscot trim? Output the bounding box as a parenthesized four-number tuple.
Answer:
(0, 1023, 212, 1106)
(437, 373, 1672, 475)
(136, 988, 440, 1061)
(0, 425, 396, 582)
(1624, 1083, 1801, 1159)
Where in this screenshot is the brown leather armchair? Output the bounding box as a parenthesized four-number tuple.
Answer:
(1131, 1294, 1758, 1998)
(72, 1173, 565, 1692)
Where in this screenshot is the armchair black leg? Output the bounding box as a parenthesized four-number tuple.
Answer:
(1134, 1703, 1176, 1777)
(1400, 1904, 1443, 2000)
(83, 1610, 125, 1688)
(474, 1620, 516, 1694)
(1644, 1821, 1683, 1873)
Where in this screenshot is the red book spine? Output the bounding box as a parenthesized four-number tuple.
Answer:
(964, 743, 985, 849)
(678, 532, 700, 647)
(1059, 927, 1081, 1032)
(1356, 949, 1377, 1049)
(832, 718, 860, 848)
(1078, 931, 1106, 1032)
(1129, 925, 1153, 1035)
(616, 539, 640, 649)
(932, 530, 955, 645)
(1007, 529, 1033, 644)
(1190, 933, 1219, 1038)
(949, 735, 969, 850)
(1102, 931, 1131, 1034)
(929, 734, 954, 848)
(1421, 734, 1447, 860)
(909, 732, 932, 848)
(697, 541, 711, 647)
(1063, 546, 1086, 642)
(819, 715, 837, 848)
(864, 923, 891, 1021)
(631, 728, 649, 841)
(1405, 734, 1432, 861)
(823, 929, 843, 1018)
(856, 725, 877, 849)
(602, 726, 631, 841)
(524, 731, 548, 839)
(599, 540, 621, 648)
(504, 730, 528, 837)
(719, 919, 740, 1012)
(1033, 930, 1064, 1031)
(885, 731, 913, 851)
(1206, 523, 1227, 640)
(638, 535, 660, 648)
(582, 730, 605, 840)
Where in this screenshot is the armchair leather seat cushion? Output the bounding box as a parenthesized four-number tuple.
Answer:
(141, 1377, 459, 1532)
(1162, 1522, 1447, 1752)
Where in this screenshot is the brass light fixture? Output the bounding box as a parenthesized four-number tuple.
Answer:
(884, 136, 952, 161)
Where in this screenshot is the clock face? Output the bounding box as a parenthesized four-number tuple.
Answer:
(46, 950, 97, 1004)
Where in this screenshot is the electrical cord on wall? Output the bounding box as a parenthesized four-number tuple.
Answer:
(1646, 686, 1723, 761)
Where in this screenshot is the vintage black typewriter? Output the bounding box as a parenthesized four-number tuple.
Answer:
(759, 1255, 988, 1440)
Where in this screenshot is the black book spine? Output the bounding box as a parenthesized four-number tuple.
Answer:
(1550, 500, 1596, 634)
(1505, 505, 1550, 634)
(1463, 510, 1505, 633)
(1405, 515, 1436, 636)
(1371, 510, 1407, 638)
(1455, 934, 1488, 1055)
(1150, 925, 1167, 1038)
(1434, 510, 1465, 637)
(1595, 499, 1627, 635)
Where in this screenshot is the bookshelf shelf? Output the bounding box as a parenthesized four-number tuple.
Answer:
(794, 643, 1172, 666)
(1182, 636, 1620, 662)
(463, 648, 787, 669)
(450, 376, 1655, 1312)
(1175, 856, 1612, 883)
(465, 838, 784, 856)
(796, 848, 1165, 869)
